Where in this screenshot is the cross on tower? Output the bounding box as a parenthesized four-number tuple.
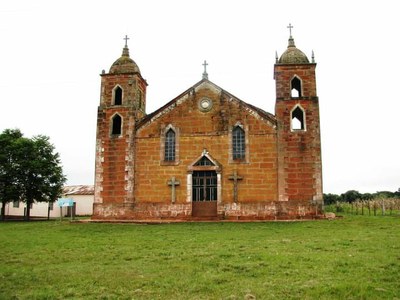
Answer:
(167, 177, 180, 204)
(124, 35, 130, 47)
(202, 60, 208, 80)
(287, 23, 293, 37)
(228, 171, 243, 203)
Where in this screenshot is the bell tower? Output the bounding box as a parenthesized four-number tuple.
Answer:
(93, 36, 147, 218)
(274, 25, 323, 213)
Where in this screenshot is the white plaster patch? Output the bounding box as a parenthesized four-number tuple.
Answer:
(194, 81, 222, 94)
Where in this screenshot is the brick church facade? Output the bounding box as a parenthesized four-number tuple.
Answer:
(92, 32, 323, 221)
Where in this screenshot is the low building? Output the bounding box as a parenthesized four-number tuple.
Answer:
(1, 185, 94, 218)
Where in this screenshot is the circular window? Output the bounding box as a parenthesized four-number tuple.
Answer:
(198, 98, 213, 112)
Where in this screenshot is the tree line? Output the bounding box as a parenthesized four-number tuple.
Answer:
(324, 189, 400, 205)
(0, 129, 66, 220)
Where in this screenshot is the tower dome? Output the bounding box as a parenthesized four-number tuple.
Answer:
(109, 41, 141, 74)
(278, 36, 309, 64)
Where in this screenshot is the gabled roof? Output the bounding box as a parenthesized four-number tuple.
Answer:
(63, 185, 94, 195)
(136, 79, 276, 130)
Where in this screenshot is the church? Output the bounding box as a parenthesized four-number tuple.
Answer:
(92, 29, 323, 221)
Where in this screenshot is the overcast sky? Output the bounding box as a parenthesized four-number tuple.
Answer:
(1, 0, 398, 194)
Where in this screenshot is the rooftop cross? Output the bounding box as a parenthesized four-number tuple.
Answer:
(287, 23, 294, 37)
(202, 60, 208, 80)
(124, 35, 130, 47)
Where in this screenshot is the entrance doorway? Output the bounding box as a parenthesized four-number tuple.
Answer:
(192, 171, 217, 217)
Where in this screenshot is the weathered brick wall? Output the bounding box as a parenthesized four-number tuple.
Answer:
(92, 201, 321, 220)
(274, 65, 317, 100)
(223, 200, 321, 220)
(93, 61, 323, 220)
(93, 202, 192, 220)
(274, 64, 323, 206)
(135, 82, 278, 206)
(93, 73, 146, 218)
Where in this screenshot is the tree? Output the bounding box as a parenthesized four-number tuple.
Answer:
(362, 193, 374, 200)
(0, 129, 23, 220)
(340, 190, 362, 203)
(0, 129, 66, 220)
(323, 193, 340, 205)
(373, 191, 395, 199)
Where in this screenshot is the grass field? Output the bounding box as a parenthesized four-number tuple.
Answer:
(1, 215, 399, 299)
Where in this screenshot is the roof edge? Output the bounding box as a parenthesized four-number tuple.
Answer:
(136, 78, 277, 129)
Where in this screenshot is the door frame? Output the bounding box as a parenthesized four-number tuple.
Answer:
(186, 150, 222, 207)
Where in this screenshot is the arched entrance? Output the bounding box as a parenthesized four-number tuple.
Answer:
(187, 150, 222, 218)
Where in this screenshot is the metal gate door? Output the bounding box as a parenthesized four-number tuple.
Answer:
(192, 171, 217, 217)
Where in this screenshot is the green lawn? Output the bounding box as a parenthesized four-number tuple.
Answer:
(0, 216, 399, 299)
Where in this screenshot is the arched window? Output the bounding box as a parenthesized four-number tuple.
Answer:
(232, 126, 245, 160)
(111, 114, 122, 135)
(291, 76, 302, 98)
(164, 129, 176, 161)
(291, 106, 305, 131)
(113, 86, 122, 105)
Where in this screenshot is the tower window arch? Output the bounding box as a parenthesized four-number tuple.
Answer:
(291, 76, 302, 98)
(291, 105, 306, 131)
(113, 86, 123, 105)
(232, 125, 245, 160)
(111, 114, 122, 136)
(164, 128, 176, 161)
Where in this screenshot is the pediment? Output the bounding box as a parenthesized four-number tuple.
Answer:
(194, 156, 214, 166)
(188, 150, 222, 172)
(136, 79, 276, 131)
